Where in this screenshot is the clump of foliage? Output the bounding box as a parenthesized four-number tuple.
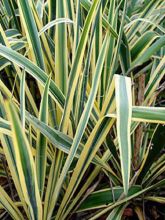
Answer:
(0, 0, 165, 219)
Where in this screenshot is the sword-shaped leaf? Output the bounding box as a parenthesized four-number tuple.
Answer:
(5, 99, 42, 220)
(36, 75, 51, 197)
(115, 75, 132, 195)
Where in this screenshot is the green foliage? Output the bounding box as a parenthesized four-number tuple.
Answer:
(0, 0, 164, 219)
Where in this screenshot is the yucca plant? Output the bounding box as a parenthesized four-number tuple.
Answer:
(0, 0, 165, 219)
